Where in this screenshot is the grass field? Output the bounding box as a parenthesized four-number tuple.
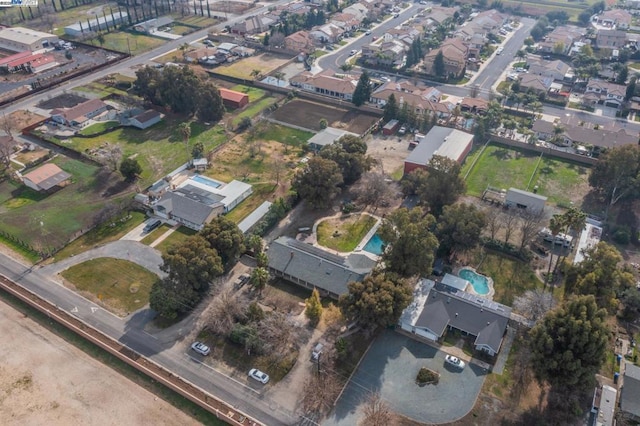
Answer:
(0, 157, 121, 251)
(91, 32, 166, 55)
(250, 122, 313, 147)
(79, 121, 120, 135)
(53, 211, 146, 261)
(140, 223, 173, 246)
(231, 97, 277, 127)
(462, 143, 591, 207)
(67, 118, 227, 186)
(230, 85, 267, 102)
(61, 258, 159, 315)
(154, 226, 197, 254)
(174, 14, 219, 28)
(317, 214, 376, 252)
(215, 53, 289, 80)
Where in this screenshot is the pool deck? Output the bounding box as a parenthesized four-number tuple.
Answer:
(455, 266, 495, 300)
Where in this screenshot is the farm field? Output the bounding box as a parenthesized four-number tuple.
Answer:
(61, 258, 158, 315)
(270, 99, 379, 134)
(214, 53, 290, 80)
(462, 143, 591, 207)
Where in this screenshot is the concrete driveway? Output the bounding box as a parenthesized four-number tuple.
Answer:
(323, 331, 487, 425)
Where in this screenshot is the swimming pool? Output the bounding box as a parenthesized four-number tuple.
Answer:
(458, 268, 490, 296)
(191, 175, 222, 189)
(363, 234, 385, 255)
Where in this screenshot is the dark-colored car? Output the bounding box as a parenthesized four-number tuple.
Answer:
(143, 219, 161, 233)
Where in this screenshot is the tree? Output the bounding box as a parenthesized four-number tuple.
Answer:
(360, 393, 392, 426)
(341, 273, 413, 327)
(104, 144, 123, 171)
(178, 121, 191, 158)
(626, 76, 637, 101)
(159, 65, 201, 115)
(161, 235, 223, 291)
(513, 289, 556, 322)
(433, 50, 445, 77)
(198, 81, 225, 122)
(250, 267, 269, 295)
(204, 290, 244, 336)
(615, 65, 628, 85)
(529, 295, 609, 392)
(319, 134, 372, 185)
(378, 208, 439, 277)
(588, 145, 640, 217)
(300, 371, 342, 416)
(414, 155, 466, 217)
(134, 66, 162, 104)
(352, 71, 372, 107)
(273, 71, 285, 87)
(353, 171, 396, 211)
(119, 158, 141, 181)
(192, 141, 204, 159)
(545, 214, 564, 288)
(435, 203, 486, 257)
(200, 216, 245, 267)
(250, 69, 261, 80)
(340, 63, 353, 72)
(292, 157, 343, 209)
(305, 288, 323, 325)
(150, 277, 198, 319)
(383, 93, 398, 122)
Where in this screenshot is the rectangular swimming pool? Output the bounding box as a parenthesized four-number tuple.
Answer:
(191, 175, 222, 189)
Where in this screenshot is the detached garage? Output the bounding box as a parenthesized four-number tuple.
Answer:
(505, 188, 547, 213)
(219, 88, 249, 109)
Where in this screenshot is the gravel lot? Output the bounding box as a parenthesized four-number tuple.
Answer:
(0, 300, 198, 426)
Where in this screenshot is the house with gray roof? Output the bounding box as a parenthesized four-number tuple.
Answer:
(399, 278, 512, 356)
(404, 126, 474, 175)
(620, 363, 640, 422)
(154, 191, 223, 230)
(267, 236, 376, 299)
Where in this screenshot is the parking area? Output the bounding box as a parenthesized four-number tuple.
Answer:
(322, 331, 487, 425)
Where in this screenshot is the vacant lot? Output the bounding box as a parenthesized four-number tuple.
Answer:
(0, 299, 199, 425)
(317, 214, 376, 252)
(270, 99, 379, 134)
(90, 31, 166, 55)
(37, 93, 88, 110)
(462, 143, 591, 207)
(215, 53, 289, 80)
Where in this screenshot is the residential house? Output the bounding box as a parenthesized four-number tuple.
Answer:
(472, 9, 508, 33)
(154, 192, 223, 231)
(219, 88, 249, 109)
(620, 363, 640, 422)
(129, 110, 163, 130)
(133, 16, 174, 34)
(267, 236, 376, 299)
(596, 29, 627, 49)
(370, 80, 446, 117)
(343, 3, 369, 22)
(585, 79, 626, 108)
(309, 23, 345, 44)
(591, 384, 617, 426)
(526, 57, 574, 82)
(284, 30, 315, 53)
(532, 119, 638, 149)
(423, 37, 468, 78)
(330, 13, 361, 31)
(404, 126, 474, 175)
(465, 32, 487, 59)
(289, 71, 357, 100)
(399, 278, 512, 356)
(538, 25, 584, 55)
(424, 6, 457, 26)
(517, 73, 553, 95)
(230, 15, 276, 35)
(361, 40, 406, 67)
(50, 99, 108, 128)
(21, 163, 72, 192)
(307, 127, 359, 151)
(595, 9, 632, 30)
(459, 97, 489, 114)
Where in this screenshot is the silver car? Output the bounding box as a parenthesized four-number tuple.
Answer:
(191, 341, 211, 356)
(248, 368, 269, 384)
(445, 354, 465, 369)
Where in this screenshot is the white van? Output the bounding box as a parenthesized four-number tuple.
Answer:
(496, 47, 504, 55)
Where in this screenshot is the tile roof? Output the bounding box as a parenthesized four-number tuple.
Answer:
(219, 88, 249, 103)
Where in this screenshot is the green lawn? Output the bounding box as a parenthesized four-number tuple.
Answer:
(249, 122, 313, 147)
(66, 118, 227, 186)
(53, 211, 146, 262)
(61, 258, 159, 315)
(630, 62, 640, 70)
(530, 156, 590, 207)
(230, 85, 266, 102)
(74, 82, 128, 98)
(472, 250, 542, 306)
(496, 81, 511, 95)
(224, 183, 275, 224)
(462, 143, 540, 197)
(79, 121, 120, 135)
(174, 15, 219, 28)
(317, 214, 377, 252)
(154, 226, 197, 254)
(91, 32, 166, 55)
(140, 223, 172, 245)
(232, 97, 277, 127)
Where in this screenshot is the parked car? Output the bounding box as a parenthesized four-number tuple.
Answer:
(496, 47, 504, 55)
(398, 125, 407, 135)
(234, 273, 250, 289)
(249, 368, 269, 384)
(349, 49, 357, 56)
(191, 341, 211, 356)
(365, 30, 371, 35)
(143, 219, 161, 233)
(445, 355, 465, 369)
(203, 39, 214, 46)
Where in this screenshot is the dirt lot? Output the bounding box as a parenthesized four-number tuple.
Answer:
(366, 132, 411, 178)
(209, 0, 254, 13)
(215, 53, 290, 80)
(270, 99, 380, 134)
(37, 93, 89, 110)
(8, 110, 47, 131)
(0, 300, 198, 425)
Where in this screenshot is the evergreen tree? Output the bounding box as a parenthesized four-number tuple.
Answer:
(383, 94, 398, 122)
(352, 71, 372, 106)
(433, 51, 446, 78)
(305, 288, 323, 326)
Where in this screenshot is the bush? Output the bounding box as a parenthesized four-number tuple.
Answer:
(613, 226, 631, 245)
(416, 367, 439, 385)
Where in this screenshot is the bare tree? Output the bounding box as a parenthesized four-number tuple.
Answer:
(0, 113, 16, 139)
(271, 153, 285, 187)
(104, 144, 123, 171)
(516, 209, 545, 252)
(360, 393, 392, 426)
(0, 135, 16, 175)
(502, 209, 518, 247)
(513, 288, 556, 322)
(39, 3, 58, 33)
(269, 32, 285, 48)
(257, 311, 295, 360)
(483, 206, 503, 241)
(204, 290, 244, 336)
(353, 171, 397, 211)
(300, 371, 343, 416)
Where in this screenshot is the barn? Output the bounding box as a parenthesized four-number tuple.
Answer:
(219, 88, 249, 109)
(505, 188, 547, 213)
(0, 27, 59, 52)
(404, 126, 474, 175)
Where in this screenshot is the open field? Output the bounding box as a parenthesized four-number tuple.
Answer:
(173, 14, 219, 28)
(462, 143, 591, 207)
(0, 157, 127, 252)
(270, 99, 380, 134)
(0, 293, 222, 425)
(317, 214, 376, 252)
(7, 110, 47, 130)
(231, 84, 267, 102)
(232, 97, 277, 127)
(214, 53, 290, 80)
(499, 0, 593, 21)
(61, 258, 158, 315)
(90, 32, 166, 55)
(62, 117, 227, 186)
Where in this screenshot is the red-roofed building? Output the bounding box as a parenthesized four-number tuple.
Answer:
(1, 52, 57, 73)
(219, 88, 249, 109)
(0, 51, 32, 67)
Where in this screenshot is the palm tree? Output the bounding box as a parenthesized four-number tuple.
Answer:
(515, 49, 526, 62)
(178, 122, 191, 160)
(250, 69, 261, 80)
(545, 215, 563, 290)
(250, 267, 269, 296)
(554, 208, 587, 276)
(551, 125, 565, 145)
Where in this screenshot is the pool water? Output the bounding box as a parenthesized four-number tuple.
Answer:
(363, 234, 385, 255)
(191, 175, 222, 188)
(458, 269, 489, 295)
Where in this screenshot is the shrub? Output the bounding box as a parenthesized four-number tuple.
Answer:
(613, 226, 631, 245)
(416, 367, 439, 385)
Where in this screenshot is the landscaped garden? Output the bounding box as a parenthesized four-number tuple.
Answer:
(317, 214, 377, 252)
(61, 258, 159, 315)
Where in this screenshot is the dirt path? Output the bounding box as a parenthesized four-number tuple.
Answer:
(0, 299, 199, 426)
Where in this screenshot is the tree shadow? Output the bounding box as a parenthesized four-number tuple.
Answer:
(489, 148, 512, 161)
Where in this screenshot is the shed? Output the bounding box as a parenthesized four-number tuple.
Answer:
(219, 88, 249, 109)
(129, 109, 163, 129)
(404, 126, 474, 175)
(238, 201, 272, 234)
(382, 119, 400, 135)
(22, 163, 72, 191)
(505, 188, 547, 213)
(307, 127, 358, 152)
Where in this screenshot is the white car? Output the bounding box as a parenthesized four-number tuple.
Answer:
(349, 49, 357, 56)
(496, 47, 504, 55)
(191, 341, 211, 356)
(365, 30, 371, 35)
(249, 368, 269, 384)
(445, 355, 465, 369)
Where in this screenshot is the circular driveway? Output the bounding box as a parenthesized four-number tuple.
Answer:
(323, 331, 487, 425)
